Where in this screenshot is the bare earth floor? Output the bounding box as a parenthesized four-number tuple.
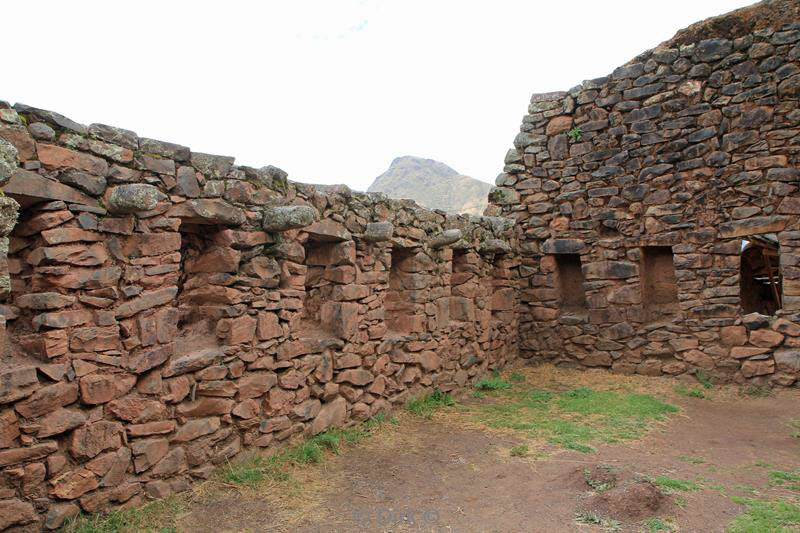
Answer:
(176, 367, 800, 533)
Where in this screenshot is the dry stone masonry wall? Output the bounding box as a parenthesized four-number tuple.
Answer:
(0, 102, 518, 529)
(488, 9, 800, 386)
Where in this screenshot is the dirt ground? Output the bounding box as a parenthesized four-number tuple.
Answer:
(177, 367, 800, 533)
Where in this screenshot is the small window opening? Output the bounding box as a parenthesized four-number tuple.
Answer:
(740, 235, 782, 315)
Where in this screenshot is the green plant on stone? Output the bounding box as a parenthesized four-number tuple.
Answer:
(567, 127, 583, 142)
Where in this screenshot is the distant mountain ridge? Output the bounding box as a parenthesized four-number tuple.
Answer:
(366, 156, 492, 215)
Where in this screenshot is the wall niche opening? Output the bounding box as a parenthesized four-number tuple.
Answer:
(740, 235, 782, 316)
(385, 247, 417, 334)
(553, 253, 586, 311)
(641, 246, 679, 321)
(300, 239, 338, 337)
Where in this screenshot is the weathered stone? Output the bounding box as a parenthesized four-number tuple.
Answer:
(106, 184, 160, 213)
(163, 348, 224, 377)
(168, 199, 246, 225)
(115, 286, 178, 318)
(430, 229, 462, 248)
(262, 205, 317, 231)
(51, 468, 99, 499)
(79, 374, 136, 405)
(38, 409, 87, 438)
(0, 497, 37, 529)
(0, 367, 39, 405)
(15, 382, 78, 418)
(363, 222, 394, 242)
(69, 421, 122, 460)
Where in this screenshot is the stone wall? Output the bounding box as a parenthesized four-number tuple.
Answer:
(488, 12, 800, 386)
(0, 102, 518, 530)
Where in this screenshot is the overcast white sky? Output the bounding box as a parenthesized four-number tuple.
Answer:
(4, 0, 752, 190)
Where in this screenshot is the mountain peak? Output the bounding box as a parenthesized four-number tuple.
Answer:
(367, 156, 492, 215)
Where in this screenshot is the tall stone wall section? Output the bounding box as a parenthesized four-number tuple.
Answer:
(0, 102, 518, 530)
(488, 23, 800, 385)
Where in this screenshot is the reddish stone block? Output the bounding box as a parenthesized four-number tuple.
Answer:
(37, 143, 108, 175)
(69, 421, 122, 460)
(16, 210, 74, 237)
(15, 381, 78, 418)
(107, 397, 168, 423)
(79, 374, 135, 405)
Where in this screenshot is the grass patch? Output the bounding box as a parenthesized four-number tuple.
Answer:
(510, 444, 529, 457)
(574, 511, 621, 531)
(695, 369, 714, 389)
(645, 517, 676, 532)
(728, 497, 800, 532)
(650, 476, 702, 494)
(675, 385, 708, 399)
(788, 419, 800, 439)
(465, 384, 677, 453)
(509, 372, 526, 383)
(769, 470, 800, 491)
(678, 455, 706, 464)
(475, 375, 512, 392)
(64, 496, 184, 533)
(739, 385, 771, 398)
(66, 414, 398, 532)
(406, 389, 455, 418)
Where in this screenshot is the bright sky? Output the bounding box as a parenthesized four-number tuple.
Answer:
(4, 0, 753, 191)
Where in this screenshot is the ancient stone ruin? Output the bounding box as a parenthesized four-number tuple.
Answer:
(487, 2, 800, 384)
(0, 0, 799, 529)
(0, 108, 518, 528)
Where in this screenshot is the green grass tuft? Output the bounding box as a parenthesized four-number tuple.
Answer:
(769, 470, 800, 491)
(728, 498, 800, 532)
(695, 369, 714, 389)
(678, 455, 706, 465)
(675, 385, 708, 399)
(645, 517, 676, 532)
(574, 511, 620, 530)
(63, 496, 184, 533)
(509, 372, 526, 383)
(510, 445, 529, 457)
(650, 476, 702, 494)
(475, 376, 512, 391)
(739, 385, 771, 398)
(406, 389, 455, 418)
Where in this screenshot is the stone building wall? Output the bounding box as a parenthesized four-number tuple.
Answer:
(487, 16, 800, 386)
(0, 102, 518, 530)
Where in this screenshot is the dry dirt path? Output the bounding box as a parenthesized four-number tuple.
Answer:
(178, 369, 800, 533)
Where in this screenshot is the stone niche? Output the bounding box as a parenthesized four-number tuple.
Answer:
(385, 247, 423, 334)
(301, 239, 339, 337)
(640, 246, 679, 322)
(553, 253, 586, 312)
